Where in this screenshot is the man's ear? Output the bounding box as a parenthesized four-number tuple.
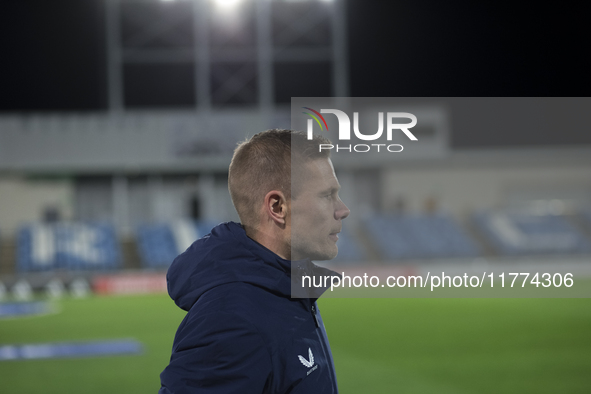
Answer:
(263, 190, 288, 225)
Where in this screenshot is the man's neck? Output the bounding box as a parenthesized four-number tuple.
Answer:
(245, 225, 290, 260)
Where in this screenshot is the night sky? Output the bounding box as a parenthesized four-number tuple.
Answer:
(1, 1, 589, 147)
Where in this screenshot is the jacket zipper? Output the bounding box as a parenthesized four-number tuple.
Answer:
(311, 304, 320, 327)
(311, 302, 338, 393)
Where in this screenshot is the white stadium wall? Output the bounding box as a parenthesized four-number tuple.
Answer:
(380, 148, 591, 217)
(0, 177, 75, 236)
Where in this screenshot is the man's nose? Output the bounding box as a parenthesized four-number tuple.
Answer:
(335, 198, 350, 220)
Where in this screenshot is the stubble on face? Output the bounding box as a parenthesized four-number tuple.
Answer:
(289, 158, 347, 261)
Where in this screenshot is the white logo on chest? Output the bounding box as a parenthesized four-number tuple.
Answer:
(298, 347, 314, 368)
(298, 347, 319, 375)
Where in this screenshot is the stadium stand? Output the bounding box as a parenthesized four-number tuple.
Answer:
(362, 213, 480, 260)
(17, 223, 120, 272)
(7, 211, 591, 275)
(135, 220, 218, 268)
(473, 211, 591, 255)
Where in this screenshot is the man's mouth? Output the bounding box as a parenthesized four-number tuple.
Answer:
(329, 231, 340, 241)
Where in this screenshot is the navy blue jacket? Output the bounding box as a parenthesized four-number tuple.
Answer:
(159, 222, 339, 394)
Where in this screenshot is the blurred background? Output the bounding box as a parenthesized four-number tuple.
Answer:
(1, 1, 590, 393)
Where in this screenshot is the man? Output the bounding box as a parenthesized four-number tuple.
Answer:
(159, 129, 350, 393)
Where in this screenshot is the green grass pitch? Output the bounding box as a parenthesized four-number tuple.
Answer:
(1, 294, 590, 393)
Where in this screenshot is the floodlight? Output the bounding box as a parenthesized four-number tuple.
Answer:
(214, 0, 242, 8)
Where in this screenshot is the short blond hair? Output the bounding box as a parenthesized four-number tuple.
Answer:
(228, 129, 331, 228)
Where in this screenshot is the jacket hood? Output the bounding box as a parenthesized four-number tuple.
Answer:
(167, 222, 296, 311)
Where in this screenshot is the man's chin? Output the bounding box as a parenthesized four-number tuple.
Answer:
(308, 247, 338, 262)
(292, 241, 338, 261)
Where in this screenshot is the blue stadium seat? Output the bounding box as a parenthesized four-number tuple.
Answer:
(18, 225, 52, 271)
(136, 220, 219, 268)
(363, 213, 480, 260)
(136, 224, 177, 268)
(331, 226, 367, 263)
(17, 222, 121, 272)
(473, 211, 591, 255)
